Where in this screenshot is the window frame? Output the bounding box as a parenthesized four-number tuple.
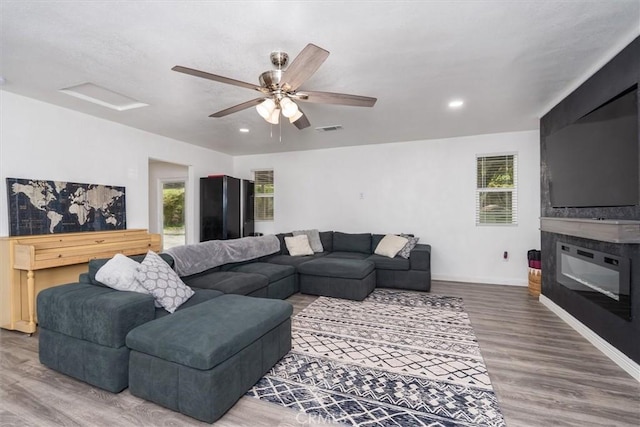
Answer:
(475, 152, 518, 226)
(253, 169, 274, 222)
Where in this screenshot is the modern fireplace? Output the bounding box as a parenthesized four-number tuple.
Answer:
(556, 242, 631, 320)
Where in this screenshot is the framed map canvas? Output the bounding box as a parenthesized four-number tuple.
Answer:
(6, 178, 126, 236)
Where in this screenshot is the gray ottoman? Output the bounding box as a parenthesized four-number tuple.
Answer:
(126, 294, 292, 423)
(297, 258, 376, 301)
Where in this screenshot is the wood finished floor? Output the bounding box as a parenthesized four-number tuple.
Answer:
(1, 281, 638, 426)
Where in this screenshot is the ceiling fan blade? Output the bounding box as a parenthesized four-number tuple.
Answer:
(292, 109, 311, 129)
(295, 90, 377, 107)
(209, 98, 265, 118)
(172, 65, 266, 92)
(281, 44, 330, 91)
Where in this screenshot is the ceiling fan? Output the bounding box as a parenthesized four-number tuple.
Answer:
(172, 43, 377, 130)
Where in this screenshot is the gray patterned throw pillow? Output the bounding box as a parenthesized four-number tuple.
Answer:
(398, 234, 420, 259)
(137, 250, 194, 313)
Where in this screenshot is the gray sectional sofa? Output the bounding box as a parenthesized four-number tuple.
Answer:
(268, 231, 431, 292)
(36, 231, 431, 423)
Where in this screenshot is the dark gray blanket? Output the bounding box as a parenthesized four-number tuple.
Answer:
(165, 235, 280, 277)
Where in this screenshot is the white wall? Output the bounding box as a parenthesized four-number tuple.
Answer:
(0, 91, 541, 285)
(0, 91, 233, 243)
(234, 130, 541, 286)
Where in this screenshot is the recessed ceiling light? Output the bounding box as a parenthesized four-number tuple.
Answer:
(239, 128, 250, 133)
(448, 100, 464, 109)
(59, 82, 148, 111)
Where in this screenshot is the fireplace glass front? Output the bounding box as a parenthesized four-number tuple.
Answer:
(556, 242, 631, 320)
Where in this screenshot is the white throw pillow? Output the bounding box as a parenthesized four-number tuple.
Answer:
(285, 235, 314, 257)
(293, 229, 324, 253)
(374, 234, 409, 258)
(95, 253, 149, 294)
(136, 250, 194, 313)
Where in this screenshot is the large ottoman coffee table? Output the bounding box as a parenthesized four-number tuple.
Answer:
(297, 258, 376, 301)
(126, 294, 292, 423)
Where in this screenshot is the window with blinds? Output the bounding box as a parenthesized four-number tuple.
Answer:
(254, 169, 274, 221)
(476, 154, 517, 225)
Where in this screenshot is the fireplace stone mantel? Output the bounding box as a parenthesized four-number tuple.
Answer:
(540, 217, 640, 244)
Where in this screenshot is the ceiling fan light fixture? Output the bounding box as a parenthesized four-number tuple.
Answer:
(266, 108, 280, 124)
(289, 110, 303, 123)
(173, 43, 376, 131)
(280, 97, 299, 118)
(256, 98, 276, 119)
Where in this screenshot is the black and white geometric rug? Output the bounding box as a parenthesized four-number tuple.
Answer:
(247, 289, 506, 426)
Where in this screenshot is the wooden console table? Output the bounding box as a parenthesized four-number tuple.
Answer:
(0, 229, 161, 334)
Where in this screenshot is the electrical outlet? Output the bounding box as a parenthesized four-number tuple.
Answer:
(359, 192, 364, 199)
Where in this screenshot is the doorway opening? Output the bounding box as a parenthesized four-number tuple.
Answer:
(161, 180, 186, 249)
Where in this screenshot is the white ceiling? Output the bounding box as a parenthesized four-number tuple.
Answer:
(1, 1, 639, 156)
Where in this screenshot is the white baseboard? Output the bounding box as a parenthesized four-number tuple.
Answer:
(432, 274, 527, 287)
(539, 294, 640, 382)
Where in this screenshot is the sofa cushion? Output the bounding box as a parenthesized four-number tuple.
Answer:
(266, 253, 328, 267)
(332, 232, 371, 254)
(374, 234, 409, 258)
(293, 229, 323, 252)
(275, 233, 293, 255)
(325, 251, 369, 260)
(319, 231, 333, 253)
(182, 271, 268, 296)
(37, 283, 155, 348)
(366, 254, 411, 271)
(228, 262, 295, 283)
(371, 234, 385, 253)
(126, 294, 293, 370)
(136, 251, 194, 313)
(285, 235, 314, 256)
(88, 253, 174, 286)
(154, 289, 223, 319)
(298, 258, 375, 279)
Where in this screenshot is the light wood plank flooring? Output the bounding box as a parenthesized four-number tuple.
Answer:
(1, 281, 638, 426)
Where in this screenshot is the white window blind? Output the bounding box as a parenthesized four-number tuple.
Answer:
(254, 169, 274, 221)
(476, 154, 518, 225)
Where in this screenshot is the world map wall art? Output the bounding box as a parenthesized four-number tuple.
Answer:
(6, 178, 126, 236)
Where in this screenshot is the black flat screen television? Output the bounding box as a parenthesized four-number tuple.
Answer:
(547, 86, 639, 208)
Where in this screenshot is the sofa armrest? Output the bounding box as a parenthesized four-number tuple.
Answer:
(410, 244, 431, 271)
(78, 272, 91, 284)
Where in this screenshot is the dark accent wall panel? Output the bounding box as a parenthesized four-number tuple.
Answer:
(542, 232, 640, 362)
(540, 36, 640, 363)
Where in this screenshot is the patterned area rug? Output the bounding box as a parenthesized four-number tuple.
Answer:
(247, 289, 505, 426)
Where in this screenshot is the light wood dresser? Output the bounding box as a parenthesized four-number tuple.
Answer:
(0, 229, 161, 334)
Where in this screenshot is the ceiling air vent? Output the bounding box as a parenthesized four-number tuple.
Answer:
(315, 125, 343, 132)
